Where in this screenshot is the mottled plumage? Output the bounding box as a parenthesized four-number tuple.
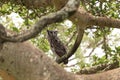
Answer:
(47, 30, 68, 64)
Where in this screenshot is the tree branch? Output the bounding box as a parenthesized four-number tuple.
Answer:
(77, 61, 119, 74)
(89, 16, 120, 28)
(85, 40, 104, 58)
(0, 0, 80, 42)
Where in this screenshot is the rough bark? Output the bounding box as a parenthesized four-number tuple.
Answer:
(0, 42, 78, 80)
(0, 42, 120, 80)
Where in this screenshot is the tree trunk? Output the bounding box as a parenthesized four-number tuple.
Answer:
(0, 42, 120, 80)
(0, 42, 79, 80)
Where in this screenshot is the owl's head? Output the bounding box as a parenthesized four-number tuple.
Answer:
(47, 30, 58, 37)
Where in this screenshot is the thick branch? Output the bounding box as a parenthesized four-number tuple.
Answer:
(0, 41, 120, 80)
(69, 8, 120, 29)
(93, 17, 120, 28)
(0, 41, 83, 80)
(1, 0, 80, 42)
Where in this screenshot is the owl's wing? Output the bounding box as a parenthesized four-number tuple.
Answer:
(53, 42, 67, 57)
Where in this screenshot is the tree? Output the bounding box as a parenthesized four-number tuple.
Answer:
(0, 0, 120, 80)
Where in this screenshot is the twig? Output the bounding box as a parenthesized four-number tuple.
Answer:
(85, 40, 104, 58)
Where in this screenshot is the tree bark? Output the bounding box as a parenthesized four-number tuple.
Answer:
(0, 42, 120, 80)
(0, 41, 83, 80)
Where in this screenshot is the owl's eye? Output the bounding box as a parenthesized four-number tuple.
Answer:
(50, 31, 53, 34)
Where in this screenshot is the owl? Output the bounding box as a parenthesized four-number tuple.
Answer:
(47, 30, 68, 64)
